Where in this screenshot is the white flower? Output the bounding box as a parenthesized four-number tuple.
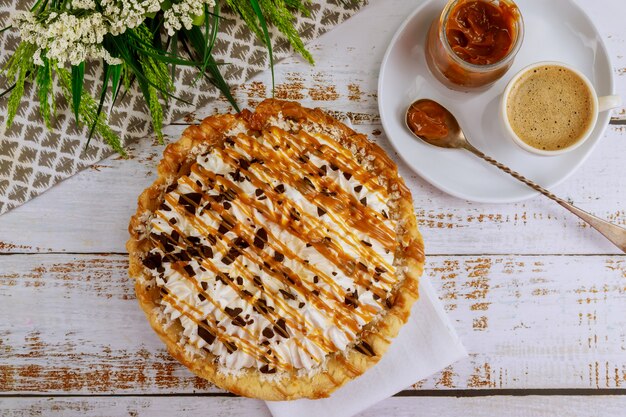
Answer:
(14, 0, 169, 66)
(101, 0, 162, 35)
(163, 0, 216, 36)
(33, 48, 44, 66)
(71, 0, 96, 10)
(102, 51, 123, 66)
(15, 0, 216, 66)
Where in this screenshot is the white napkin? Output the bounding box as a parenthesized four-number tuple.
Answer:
(266, 278, 468, 417)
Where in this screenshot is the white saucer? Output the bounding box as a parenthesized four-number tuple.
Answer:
(378, 0, 615, 203)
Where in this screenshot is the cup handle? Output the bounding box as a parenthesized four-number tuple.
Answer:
(598, 95, 622, 112)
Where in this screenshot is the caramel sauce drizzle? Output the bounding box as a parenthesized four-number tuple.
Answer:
(274, 126, 390, 206)
(151, 225, 294, 370)
(201, 141, 396, 289)
(172, 186, 372, 330)
(160, 291, 288, 369)
(164, 186, 375, 360)
(194, 142, 397, 312)
(147, 123, 402, 371)
(186, 164, 391, 301)
(153, 210, 328, 344)
(155, 188, 380, 365)
(182, 168, 392, 344)
(190, 173, 389, 328)
(153, 185, 350, 364)
(222, 132, 395, 272)
(174, 174, 386, 349)
(154, 197, 332, 361)
(194, 164, 394, 302)
(231, 129, 396, 252)
(265, 119, 391, 194)
(161, 191, 347, 354)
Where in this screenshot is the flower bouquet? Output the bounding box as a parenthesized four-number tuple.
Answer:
(1, 0, 315, 155)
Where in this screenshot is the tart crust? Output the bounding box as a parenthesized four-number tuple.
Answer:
(127, 99, 425, 400)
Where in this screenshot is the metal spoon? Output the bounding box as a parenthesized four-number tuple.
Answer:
(405, 98, 626, 253)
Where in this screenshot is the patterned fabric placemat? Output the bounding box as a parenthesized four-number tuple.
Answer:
(0, 0, 366, 215)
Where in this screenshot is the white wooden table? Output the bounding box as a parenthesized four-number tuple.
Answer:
(2, 0, 626, 415)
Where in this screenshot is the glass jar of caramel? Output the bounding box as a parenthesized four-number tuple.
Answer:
(426, 0, 524, 91)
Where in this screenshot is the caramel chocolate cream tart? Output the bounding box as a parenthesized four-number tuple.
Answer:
(127, 99, 424, 400)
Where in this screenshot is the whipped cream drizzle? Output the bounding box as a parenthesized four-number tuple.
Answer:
(142, 116, 400, 375)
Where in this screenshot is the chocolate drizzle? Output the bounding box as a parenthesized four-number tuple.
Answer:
(254, 228, 268, 249)
(142, 253, 162, 270)
(274, 318, 290, 338)
(179, 192, 203, 214)
(353, 340, 376, 357)
(198, 322, 216, 344)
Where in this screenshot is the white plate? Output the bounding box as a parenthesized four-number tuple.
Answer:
(378, 0, 615, 203)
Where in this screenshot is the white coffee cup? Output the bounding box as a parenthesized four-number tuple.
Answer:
(500, 61, 621, 156)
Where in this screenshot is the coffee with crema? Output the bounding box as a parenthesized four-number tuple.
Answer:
(506, 65, 594, 151)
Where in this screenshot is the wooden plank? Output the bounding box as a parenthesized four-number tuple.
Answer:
(2, 395, 626, 417)
(1, 0, 625, 255)
(1, 254, 624, 394)
(0, 122, 625, 255)
(173, 0, 626, 125)
(583, 0, 626, 123)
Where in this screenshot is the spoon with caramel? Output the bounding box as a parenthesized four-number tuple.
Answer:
(405, 98, 626, 253)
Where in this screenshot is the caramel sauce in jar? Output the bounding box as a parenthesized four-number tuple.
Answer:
(426, 0, 523, 91)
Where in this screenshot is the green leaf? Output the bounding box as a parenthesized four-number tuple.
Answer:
(181, 29, 239, 112)
(4, 42, 36, 128)
(147, 15, 164, 42)
(284, 0, 311, 17)
(260, 0, 313, 64)
(109, 64, 123, 106)
(30, 0, 49, 13)
(147, 82, 164, 143)
(133, 44, 203, 66)
(200, 4, 211, 73)
(35, 56, 53, 128)
(118, 70, 134, 105)
(122, 62, 132, 91)
(250, 0, 275, 95)
(225, 0, 263, 40)
(71, 62, 85, 123)
(207, 4, 220, 62)
(170, 32, 178, 83)
(205, 55, 239, 111)
(124, 24, 176, 142)
(87, 61, 111, 147)
(192, 2, 220, 86)
(111, 35, 191, 105)
(56, 66, 126, 156)
(124, 29, 202, 66)
(226, 0, 313, 64)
